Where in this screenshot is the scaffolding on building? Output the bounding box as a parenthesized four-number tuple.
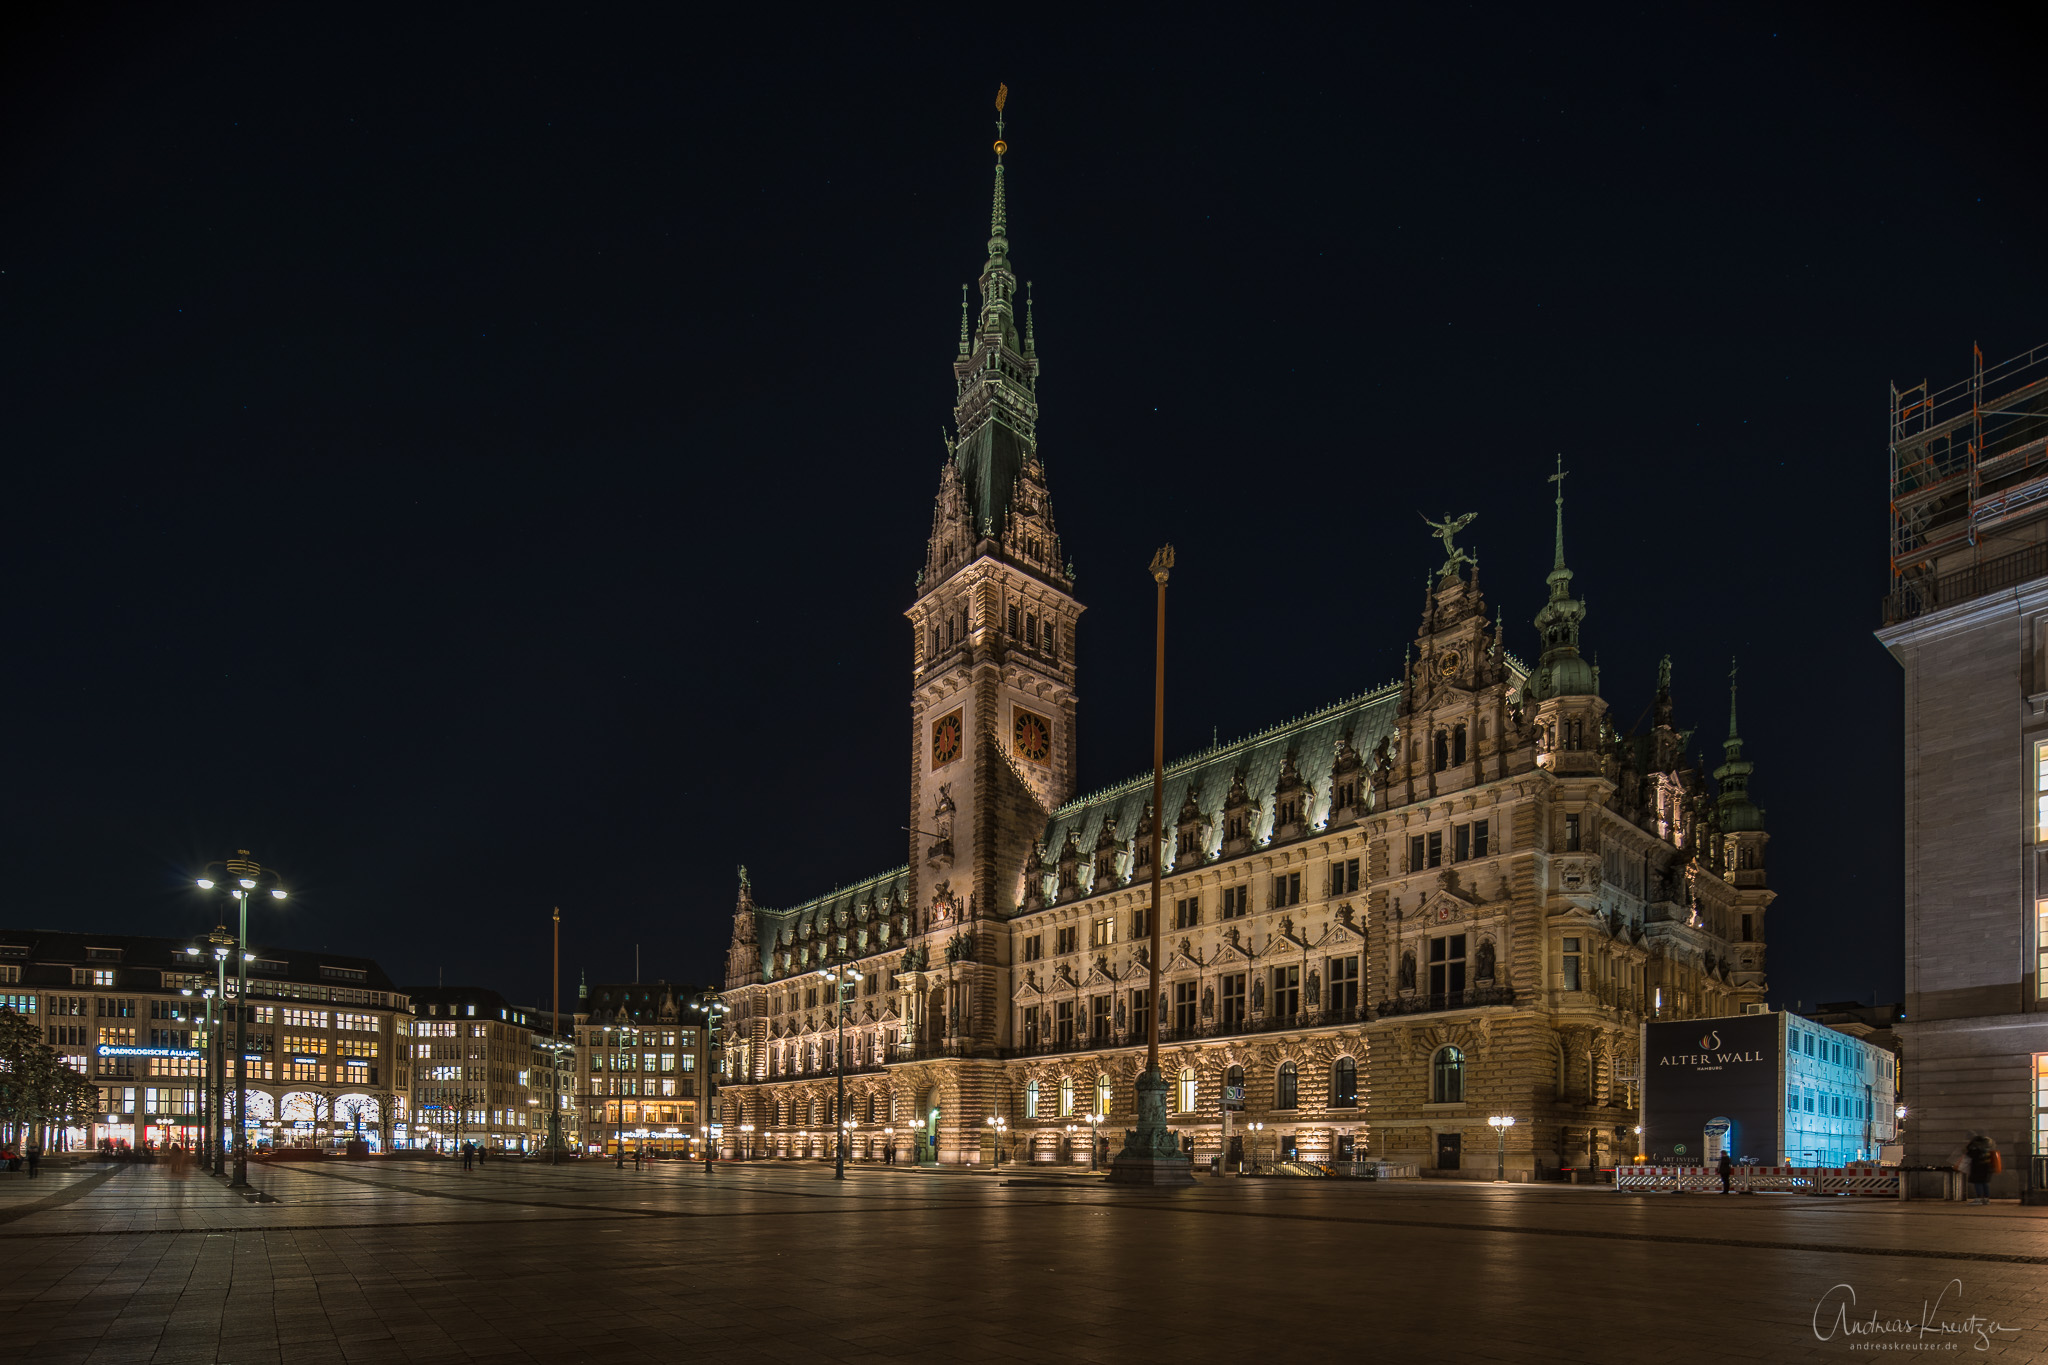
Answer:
(1886, 341, 2048, 625)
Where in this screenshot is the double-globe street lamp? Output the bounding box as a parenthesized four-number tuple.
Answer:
(1487, 1114, 1517, 1183)
(988, 1116, 1008, 1169)
(196, 852, 287, 1189)
(178, 925, 235, 1174)
(815, 963, 861, 1181)
(690, 996, 727, 1172)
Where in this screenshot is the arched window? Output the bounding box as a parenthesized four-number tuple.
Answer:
(1433, 1046, 1465, 1104)
(1095, 1074, 1111, 1117)
(1275, 1061, 1299, 1110)
(1331, 1056, 1358, 1108)
(1059, 1077, 1074, 1117)
(1177, 1066, 1198, 1113)
(1025, 1080, 1039, 1119)
(1225, 1064, 1244, 1107)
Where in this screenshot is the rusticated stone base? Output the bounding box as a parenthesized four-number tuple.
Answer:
(1106, 1153, 1196, 1186)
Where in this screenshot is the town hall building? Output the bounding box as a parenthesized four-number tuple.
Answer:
(716, 128, 1773, 1178)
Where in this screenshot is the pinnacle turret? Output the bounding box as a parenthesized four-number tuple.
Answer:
(1523, 455, 1597, 702)
(1714, 657, 1764, 831)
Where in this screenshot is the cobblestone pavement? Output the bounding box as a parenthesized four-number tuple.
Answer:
(1, 1157, 2043, 1363)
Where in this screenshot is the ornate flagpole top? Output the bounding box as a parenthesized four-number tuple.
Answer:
(1150, 544, 1175, 584)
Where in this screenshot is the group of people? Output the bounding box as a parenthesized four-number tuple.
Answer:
(1, 1143, 43, 1177)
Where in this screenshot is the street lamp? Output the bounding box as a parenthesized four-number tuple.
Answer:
(989, 1116, 1009, 1169)
(883, 1125, 894, 1166)
(842, 1118, 856, 1165)
(690, 996, 727, 1172)
(601, 1024, 627, 1168)
(1087, 1111, 1105, 1170)
(1632, 1124, 1644, 1163)
(196, 851, 286, 1188)
(817, 964, 861, 1181)
(1246, 1120, 1266, 1172)
(1487, 1114, 1517, 1182)
(739, 1122, 756, 1161)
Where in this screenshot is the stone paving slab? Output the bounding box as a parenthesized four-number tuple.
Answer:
(0, 1162, 2043, 1362)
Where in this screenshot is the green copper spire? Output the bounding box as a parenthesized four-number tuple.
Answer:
(1714, 656, 1764, 831)
(1523, 456, 1596, 701)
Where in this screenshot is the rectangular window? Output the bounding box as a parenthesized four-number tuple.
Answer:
(1330, 858, 1359, 895)
(2037, 741, 2048, 842)
(2038, 900, 2048, 1001)
(1453, 824, 1470, 863)
(1409, 835, 1426, 872)
(1741, 913, 1754, 943)
(1056, 926, 1078, 955)
(1023, 934, 1044, 962)
(1131, 988, 1151, 1039)
(1473, 819, 1490, 858)
(1221, 886, 1249, 919)
(1271, 965, 1300, 1018)
(1175, 896, 1200, 929)
(1220, 973, 1246, 1027)
(1562, 937, 1581, 992)
(1132, 905, 1149, 938)
(1055, 1000, 1073, 1045)
(1427, 831, 1443, 868)
(1091, 994, 1111, 1041)
(1271, 872, 1301, 908)
(1329, 956, 1359, 1013)
(1091, 915, 1117, 948)
(1173, 980, 1198, 1033)
(1428, 935, 1467, 999)
(1564, 814, 1582, 852)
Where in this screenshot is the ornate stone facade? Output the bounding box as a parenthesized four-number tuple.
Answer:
(716, 136, 1773, 1178)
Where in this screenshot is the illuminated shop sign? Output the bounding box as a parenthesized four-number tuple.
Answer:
(96, 1044, 200, 1060)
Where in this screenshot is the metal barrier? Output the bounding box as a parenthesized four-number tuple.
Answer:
(1614, 1164, 1898, 1196)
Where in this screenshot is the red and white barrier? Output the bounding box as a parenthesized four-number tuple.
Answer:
(1614, 1163, 1896, 1196)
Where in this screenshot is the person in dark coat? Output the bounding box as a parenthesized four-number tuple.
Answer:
(1965, 1135, 1995, 1204)
(1717, 1150, 1735, 1194)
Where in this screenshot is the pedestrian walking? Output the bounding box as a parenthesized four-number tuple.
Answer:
(634, 1145, 643, 1171)
(27, 1142, 42, 1178)
(1716, 1150, 1734, 1194)
(462, 1141, 474, 1171)
(1965, 1134, 1997, 1204)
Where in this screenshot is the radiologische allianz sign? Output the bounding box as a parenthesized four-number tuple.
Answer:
(97, 1044, 202, 1060)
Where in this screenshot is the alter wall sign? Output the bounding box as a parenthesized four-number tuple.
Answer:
(1641, 1012, 1781, 1166)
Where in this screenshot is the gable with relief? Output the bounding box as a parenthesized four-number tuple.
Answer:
(1414, 887, 1481, 928)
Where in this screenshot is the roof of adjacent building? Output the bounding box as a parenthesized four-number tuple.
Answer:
(404, 985, 549, 1031)
(578, 979, 717, 1029)
(0, 928, 398, 993)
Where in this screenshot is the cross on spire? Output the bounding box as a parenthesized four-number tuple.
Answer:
(1548, 454, 1569, 572)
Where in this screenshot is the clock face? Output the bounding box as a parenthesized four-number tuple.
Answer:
(1013, 708, 1052, 764)
(931, 710, 963, 768)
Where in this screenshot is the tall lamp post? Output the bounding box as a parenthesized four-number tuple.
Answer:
(1246, 1120, 1266, 1172)
(182, 928, 234, 1174)
(197, 851, 287, 1188)
(691, 996, 727, 1172)
(176, 981, 216, 1164)
(1488, 1114, 1517, 1183)
(816, 964, 861, 1180)
(739, 1122, 756, 1161)
(1109, 546, 1192, 1185)
(549, 907, 563, 1165)
(1087, 1111, 1105, 1171)
(989, 1116, 1009, 1169)
(602, 1024, 625, 1168)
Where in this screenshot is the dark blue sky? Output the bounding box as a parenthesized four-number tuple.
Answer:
(4, 3, 2043, 1009)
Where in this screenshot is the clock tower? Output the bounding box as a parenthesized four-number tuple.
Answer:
(905, 127, 1081, 1039)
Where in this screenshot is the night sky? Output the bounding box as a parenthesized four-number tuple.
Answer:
(5, 5, 2044, 1011)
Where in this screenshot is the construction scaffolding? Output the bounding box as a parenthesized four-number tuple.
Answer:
(1886, 341, 2048, 625)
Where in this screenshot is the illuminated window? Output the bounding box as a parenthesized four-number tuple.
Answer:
(2036, 742, 2048, 842)
(1096, 1074, 1111, 1116)
(1562, 938, 1582, 992)
(1059, 1077, 1074, 1116)
(1331, 1056, 1358, 1108)
(1274, 1061, 1297, 1110)
(1176, 1067, 1197, 1114)
(2035, 1055, 2047, 1165)
(1025, 1080, 1038, 1119)
(2038, 901, 2048, 1001)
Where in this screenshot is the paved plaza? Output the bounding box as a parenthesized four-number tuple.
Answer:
(0, 1158, 2043, 1363)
